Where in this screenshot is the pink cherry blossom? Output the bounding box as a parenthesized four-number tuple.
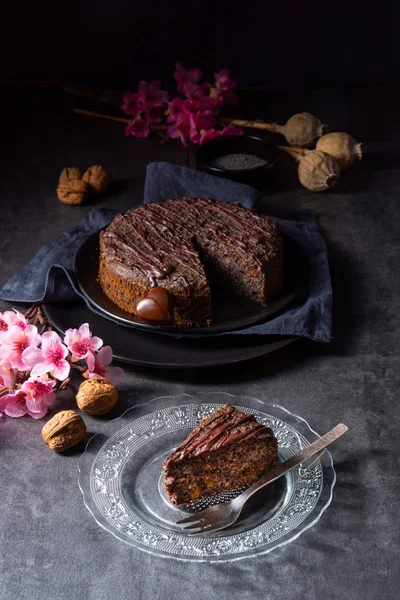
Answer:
(138, 80, 168, 109)
(0, 309, 27, 335)
(64, 323, 103, 361)
(174, 63, 202, 96)
(20, 375, 56, 418)
(84, 347, 125, 385)
(0, 362, 13, 388)
(0, 383, 53, 419)
(0, 325, 41, 370)
(214, 68, 236, 91)
(125, 116, 151, 139)
(122, 92, 143, 116)
(22, 331, 70, 381)
(0, 391, 28, 418)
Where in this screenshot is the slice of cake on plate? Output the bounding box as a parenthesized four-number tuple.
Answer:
(163, 404, 279, 505)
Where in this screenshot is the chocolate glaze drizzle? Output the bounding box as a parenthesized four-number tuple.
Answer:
(101, 198, 281, 288)
(165, 404, 274, 462)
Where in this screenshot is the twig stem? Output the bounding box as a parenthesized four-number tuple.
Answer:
(74, 108, 167, 130)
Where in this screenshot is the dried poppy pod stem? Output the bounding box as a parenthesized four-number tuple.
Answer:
(220, 118, 278, 132)
(222, 113, 326, 147)
(298, 150, 340, 192)
(316, 132, 362, 170)
(278, 146, 309, 160)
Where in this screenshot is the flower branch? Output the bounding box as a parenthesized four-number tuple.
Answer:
(0, 307, 124, 420)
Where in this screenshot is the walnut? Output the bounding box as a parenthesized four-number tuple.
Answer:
(42, 410, 86, 452)
(82, 165, 109, 194)
(59, 167, 82, 182)
(76, 378, 118, 415)
(57, 179, 89, 205)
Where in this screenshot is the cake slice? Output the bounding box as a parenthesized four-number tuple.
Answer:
(163, 404, 279, 505)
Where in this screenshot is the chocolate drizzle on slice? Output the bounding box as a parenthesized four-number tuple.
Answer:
(165, 404, 274, 462)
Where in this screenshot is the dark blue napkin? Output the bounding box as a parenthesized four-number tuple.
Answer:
(0, 162, 332, 342)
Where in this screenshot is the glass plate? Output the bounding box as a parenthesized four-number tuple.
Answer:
(78, 393, 336, 562)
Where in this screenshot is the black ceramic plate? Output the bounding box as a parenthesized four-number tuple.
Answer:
(43, 301, 297, 369)
(74, 230, 305, 336)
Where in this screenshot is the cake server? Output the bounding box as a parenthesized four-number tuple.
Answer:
(176, 422, 348, 535)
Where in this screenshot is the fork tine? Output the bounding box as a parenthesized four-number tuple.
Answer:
(182, 523, 212, 535)
(176, 515, 204, 525)
(187, 525, 215, 535)
(180, 522, 209, 531)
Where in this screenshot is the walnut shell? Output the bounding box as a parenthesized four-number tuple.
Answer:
(82, 165, 109, 194)
(76, 378, 118, 415)
(42, 410, 86, 452)
(57, 179, 89, 205)
(59, 167, 82, 182)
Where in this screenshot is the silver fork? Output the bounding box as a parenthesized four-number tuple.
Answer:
(176, 422, 348, 535)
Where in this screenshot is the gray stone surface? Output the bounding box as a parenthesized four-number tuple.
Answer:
(0, 86, 399, 600)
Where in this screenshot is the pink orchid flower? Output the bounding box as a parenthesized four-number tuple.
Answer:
(0, 325, 41, 370)
(209, 85, 237, 107)
(198, 124, 243, 145)
(22, 331, 70, 381)
(166, 97, 184, 123)
(84, 347, 125, 385)
(166, 112, 192, 146)
(221, 125, 244, 137)
(0, 383, 53, 419)
(214, 68, 236, 91)
(122, 92, 143, 117)
(138, 80, 168, 109)
(125, 115, 151, 139)
(188, 112, 217, 144)
(0, 309, 27, 335)
(182, 97, 215, 118)
(191, 81, 212, 99)
(64, 323, 102, 361)
(199, 128, 223, 145)
(145, 106, 166, 124)
(174, 63, 202, 96)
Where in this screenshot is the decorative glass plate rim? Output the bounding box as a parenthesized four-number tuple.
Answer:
(78, 392, 336, 562)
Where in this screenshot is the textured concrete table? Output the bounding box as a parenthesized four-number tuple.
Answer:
(1, 85, 399, 600)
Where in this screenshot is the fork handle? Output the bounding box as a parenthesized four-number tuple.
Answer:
(240, 423, 348, 503)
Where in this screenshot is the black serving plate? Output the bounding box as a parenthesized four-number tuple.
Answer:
(43, 301, 297, 369)
(74, 231, 306, 337)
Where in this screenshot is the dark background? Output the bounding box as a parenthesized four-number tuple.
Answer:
(1, 1, 398, 89)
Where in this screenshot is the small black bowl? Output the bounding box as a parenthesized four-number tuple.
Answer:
(195, 134, 279, 191)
